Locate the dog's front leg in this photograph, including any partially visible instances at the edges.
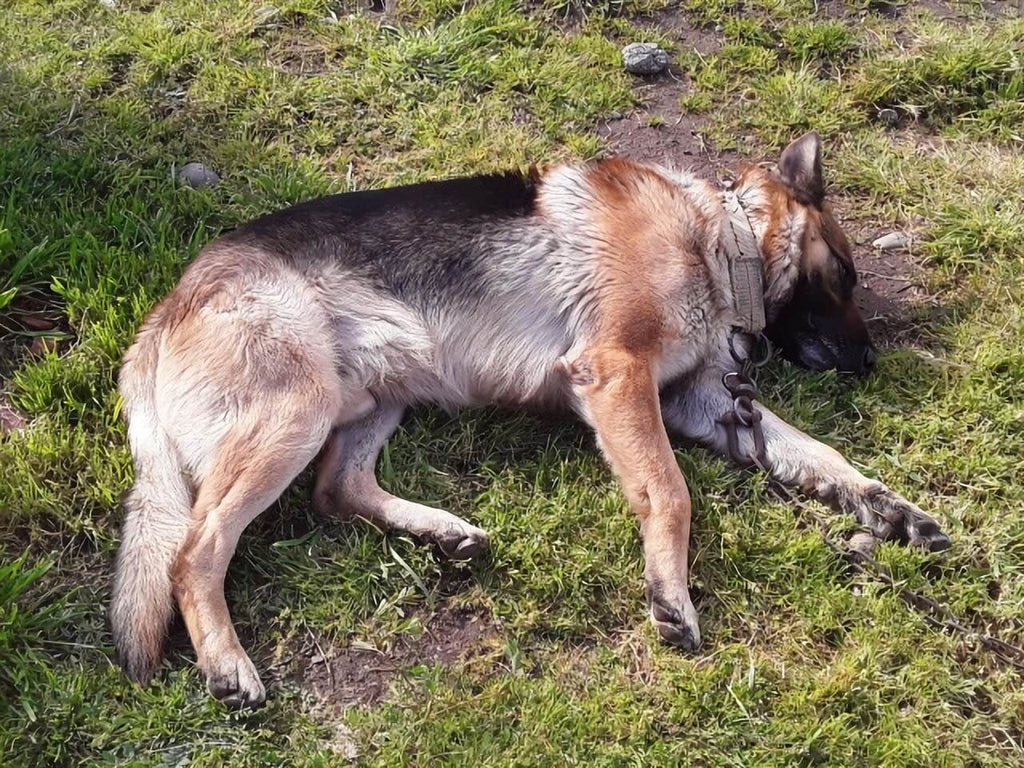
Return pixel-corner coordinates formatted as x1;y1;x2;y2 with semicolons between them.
564;346;701;650
661;368;950;551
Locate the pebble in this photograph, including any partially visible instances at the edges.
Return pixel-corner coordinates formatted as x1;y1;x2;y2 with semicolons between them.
622;42;669;75
872;231;911;251
99;0;117;8
878;107;898;126
29;336;60;357
177;162;220;189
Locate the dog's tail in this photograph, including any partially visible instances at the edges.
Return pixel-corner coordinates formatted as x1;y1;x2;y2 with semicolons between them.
109;318;193;684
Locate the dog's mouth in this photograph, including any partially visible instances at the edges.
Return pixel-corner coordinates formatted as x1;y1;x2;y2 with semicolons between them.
778;334;877;376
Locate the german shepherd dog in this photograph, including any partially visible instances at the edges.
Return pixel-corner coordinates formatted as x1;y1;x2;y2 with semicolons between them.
111;133;950;708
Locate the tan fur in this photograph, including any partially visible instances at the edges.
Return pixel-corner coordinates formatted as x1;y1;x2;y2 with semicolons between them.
802;202;856;302
566;345;698;645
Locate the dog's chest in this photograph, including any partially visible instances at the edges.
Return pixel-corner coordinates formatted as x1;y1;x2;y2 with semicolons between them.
654;268;731;385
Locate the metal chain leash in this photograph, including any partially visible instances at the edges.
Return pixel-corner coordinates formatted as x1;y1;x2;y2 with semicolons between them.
717;328;773;468
717;328;1024;672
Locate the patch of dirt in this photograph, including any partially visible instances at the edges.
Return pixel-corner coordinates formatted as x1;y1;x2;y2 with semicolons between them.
600;9;733;175
272;30;345;76
819;0;1019;20
291;605;498;710
895;0;1020;21
599;74;737;179
837;211;939;348
0;397;27;435
634;5;722;56
852;247;926;349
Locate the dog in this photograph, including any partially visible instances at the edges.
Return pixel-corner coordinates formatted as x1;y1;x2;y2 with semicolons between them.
110;132;951;708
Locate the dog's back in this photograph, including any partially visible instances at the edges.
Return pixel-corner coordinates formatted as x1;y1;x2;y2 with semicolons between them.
195;168;616;408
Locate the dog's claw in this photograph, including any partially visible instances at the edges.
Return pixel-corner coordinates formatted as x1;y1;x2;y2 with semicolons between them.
440;530;489;561
851;485;951;553
906;513;952;552
648;591;701;652
650;597;682;626
206;655;266;710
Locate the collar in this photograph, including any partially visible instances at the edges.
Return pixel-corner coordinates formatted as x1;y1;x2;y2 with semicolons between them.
719;189;766;335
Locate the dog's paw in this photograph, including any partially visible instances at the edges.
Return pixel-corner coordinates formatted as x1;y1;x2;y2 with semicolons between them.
205;652;266;709
437;524;490;561
646;581;701;652
843;484;951;552
869;486;951;552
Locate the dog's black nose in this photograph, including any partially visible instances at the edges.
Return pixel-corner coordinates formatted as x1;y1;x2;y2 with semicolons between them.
862;346;877;373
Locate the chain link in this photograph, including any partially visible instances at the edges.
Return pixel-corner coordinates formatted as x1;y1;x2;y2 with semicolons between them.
718;328;772;467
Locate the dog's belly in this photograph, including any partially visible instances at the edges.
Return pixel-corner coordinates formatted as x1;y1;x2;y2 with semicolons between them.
321;279;571;410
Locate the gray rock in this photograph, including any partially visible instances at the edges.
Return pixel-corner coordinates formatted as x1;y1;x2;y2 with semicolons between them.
177;162;220;189
622;42;669;76
878;107;898;126
872;231;911;251
99;0;117;8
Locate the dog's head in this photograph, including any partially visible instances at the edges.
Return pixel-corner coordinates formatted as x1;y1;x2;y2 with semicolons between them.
739;132;876;375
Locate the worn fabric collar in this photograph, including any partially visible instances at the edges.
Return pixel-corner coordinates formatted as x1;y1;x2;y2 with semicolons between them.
719;189;766;335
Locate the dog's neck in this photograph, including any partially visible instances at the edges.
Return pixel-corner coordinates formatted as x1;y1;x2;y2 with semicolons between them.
726;168;803;324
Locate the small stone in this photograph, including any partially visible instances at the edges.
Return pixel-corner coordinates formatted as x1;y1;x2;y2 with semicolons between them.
177;162;220;189
29;336;59;357
872;231;912;251
99;0;117;8
622;42;669;76
848;532;877;558
878;107;898;126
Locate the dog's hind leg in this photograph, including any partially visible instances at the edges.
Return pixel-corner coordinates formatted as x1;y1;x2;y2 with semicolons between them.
314;404;490;560
172;391;341;708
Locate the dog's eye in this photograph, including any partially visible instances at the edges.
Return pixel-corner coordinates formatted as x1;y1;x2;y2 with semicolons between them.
835;256;856;287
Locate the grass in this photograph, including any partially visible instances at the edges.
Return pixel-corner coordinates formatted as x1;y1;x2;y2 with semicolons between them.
1;0;1023;765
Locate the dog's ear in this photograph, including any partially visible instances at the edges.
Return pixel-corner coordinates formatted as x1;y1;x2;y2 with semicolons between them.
779;131;824;207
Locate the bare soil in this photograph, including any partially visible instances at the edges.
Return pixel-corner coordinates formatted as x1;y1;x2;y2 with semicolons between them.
600;7;733;176
844;218;936;349
292;606;498;709
819;0;1017;21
